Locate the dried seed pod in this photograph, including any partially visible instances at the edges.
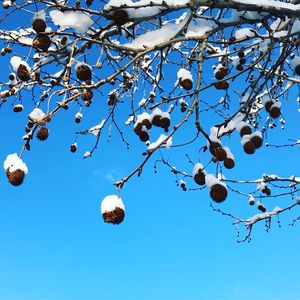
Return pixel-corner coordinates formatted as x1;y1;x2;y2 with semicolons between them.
269;103;281;118
101;195;125;225
112;10;129;26
6;169;25;186
243;140;256;154
17;64;30;81
251;131;263;149
209;142;227;161
70;143;77;153
214;81;229;90
33;34;51;52
81;89;93;102
179;78;193;90
32;18;47;33
210;183;228;203
193;163;206;186
223;158;235;169
76;63;92;81
36;127;49;141
236;121;252;137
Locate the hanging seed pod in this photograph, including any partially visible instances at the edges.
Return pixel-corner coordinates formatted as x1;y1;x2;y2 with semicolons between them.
112;10;129;26
101;195;125;224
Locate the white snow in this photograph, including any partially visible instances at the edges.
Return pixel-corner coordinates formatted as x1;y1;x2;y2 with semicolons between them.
101;194;125;214
177;68;193;82
192;162;206;177
185;19;215;37
29;108;45;121
4;153;28;174
89;119;106;136
148;134;172;150
50;10;93;33
205;174;227;189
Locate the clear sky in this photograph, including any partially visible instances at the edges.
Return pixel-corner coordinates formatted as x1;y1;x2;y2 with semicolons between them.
0;3;300;300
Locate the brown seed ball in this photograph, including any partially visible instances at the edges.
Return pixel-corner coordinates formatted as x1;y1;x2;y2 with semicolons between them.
13;105;23;112
239;58;246;65
141;119;152;130
6;169;25;186
81;89;93;102
294;65;300;76
139;131;149;142
243;140;256;154
236;64;243;71
70;144;77;153
215;67;228;80
258;204;266;213
152;115;161;127
17;64;30;81
4;47;12;53
86;0;93;6
251;135;263;149
108;93;116;106
209;142;227;161
76;64;92;81
194;172;206;185
238;51;245;58
134;123;143;135
228;36;236;44
159;117;170;130
103;207;125;224
223;158;235;169
214;81;229;90
36;127;49;141
112;10;129;26
264;101;273;113
32;18;47;33
33;34;51;52
210;184;228;203
179;78;193;90
269;106;281;118
239;125;252;137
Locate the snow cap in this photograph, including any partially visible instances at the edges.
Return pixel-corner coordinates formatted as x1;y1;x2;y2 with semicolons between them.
4;153;28;174
101;195;125;214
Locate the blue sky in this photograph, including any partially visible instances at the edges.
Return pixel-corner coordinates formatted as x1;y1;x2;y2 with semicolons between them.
1;3;300;300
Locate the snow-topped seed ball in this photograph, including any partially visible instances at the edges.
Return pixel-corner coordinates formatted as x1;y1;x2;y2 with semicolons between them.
205;174;228;203
4;153;28;186
112;10;129;26
75;63;92;81
101;195;125;225
36;127;49;141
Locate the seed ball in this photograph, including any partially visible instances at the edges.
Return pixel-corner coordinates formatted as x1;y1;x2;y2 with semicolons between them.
294;65;300;76
223;158;235;169
32;18;47;33
86;0;93;6
251;135;263;148
214;81;229;90
4;47;12;53
13;105;23;112
108;93;116;106
209;142;227;161
210;184;228;203
269;106;281;118
179;78;193;90
112;10;129;26
17;64;30;81
215;67;228;80
76;64;92;81
152;115;161;127
6;169;25;186
236;64;243;71
141;119;152;130
258;204;266;213
81;89;93;102
33;34;51;52
243;140;256;154
264;101;273;113
159;117;170;131
134;123;143;136
239;58;246;65
139;131;149;142
194;172;206;185
239;125;252;137
103;207;125;224
36;127;49;141
238;51;245;58
249;198;255;206
70;144;77;153
228;36;236;44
